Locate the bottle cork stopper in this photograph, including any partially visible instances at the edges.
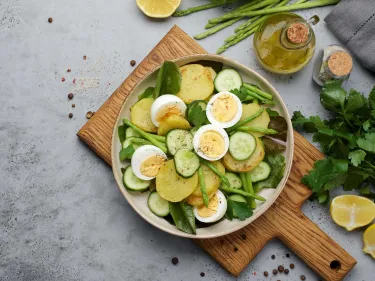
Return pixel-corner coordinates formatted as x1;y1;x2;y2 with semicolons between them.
327;51;353;76
287;22;309;44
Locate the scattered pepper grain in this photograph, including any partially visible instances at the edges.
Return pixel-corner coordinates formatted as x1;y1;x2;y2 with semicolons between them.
68;93;74;100
278;265;284;273
286;253;290;258
271;255;275;260
72;104;75;108
86;111;94;119
272;269;278;275
234;247;238;252
200;272;205;277
83;55;87;60
284;269;289;274
171;257;178;265
67;69;71;72
68;113;73;118
263;271;268;277
241;234;247;240
62;77;65;82
300;275;306;280
130;60;136;66
48;17;53;23
290;263;295;269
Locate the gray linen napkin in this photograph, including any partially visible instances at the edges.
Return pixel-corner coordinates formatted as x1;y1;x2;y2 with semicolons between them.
325;0;375;72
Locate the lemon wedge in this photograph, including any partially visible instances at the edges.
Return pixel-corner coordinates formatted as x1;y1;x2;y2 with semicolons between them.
136;0;181;18
330;195;375;231
363;224;375;259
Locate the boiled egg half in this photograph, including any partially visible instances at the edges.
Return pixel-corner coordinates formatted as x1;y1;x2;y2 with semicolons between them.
206;92;242;128
193;124;229;161
193;190;227;223
150;95;187;127
131;145;167;180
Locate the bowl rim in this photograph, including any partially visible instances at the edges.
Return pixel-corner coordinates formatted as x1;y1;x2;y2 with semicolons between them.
111;54;294;239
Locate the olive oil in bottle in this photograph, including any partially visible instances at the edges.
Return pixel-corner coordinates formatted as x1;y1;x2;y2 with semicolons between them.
254;12;319;74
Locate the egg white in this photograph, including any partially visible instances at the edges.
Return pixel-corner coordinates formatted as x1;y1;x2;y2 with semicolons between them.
150;95;187;127
193;124;229;161
131;145;167;180
206;92;243;128
193;190;227;223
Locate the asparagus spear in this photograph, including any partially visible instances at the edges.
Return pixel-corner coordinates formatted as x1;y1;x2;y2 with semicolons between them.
235;126;278;135
173;0;234;17
204;0;264;29
220;185;266;201
209;0;340;23
227;108;265;132
245;173;256;208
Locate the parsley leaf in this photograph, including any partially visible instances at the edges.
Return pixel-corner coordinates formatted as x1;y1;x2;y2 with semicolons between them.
266;108;280;117
292;111;327;133
320;80;346;113
369;86;375;110
119;145;135;161
187;103;208;128
348;150;366;167
230;88;247;101
357;133;375;153
226;199;253;221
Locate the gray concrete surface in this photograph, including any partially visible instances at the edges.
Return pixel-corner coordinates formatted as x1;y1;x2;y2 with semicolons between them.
0;1;374;280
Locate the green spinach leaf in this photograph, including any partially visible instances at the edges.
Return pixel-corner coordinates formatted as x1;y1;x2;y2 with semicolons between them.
138;87;155;100
154;61;181;99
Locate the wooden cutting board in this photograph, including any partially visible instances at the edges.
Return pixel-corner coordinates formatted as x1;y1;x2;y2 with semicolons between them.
77;25;356;281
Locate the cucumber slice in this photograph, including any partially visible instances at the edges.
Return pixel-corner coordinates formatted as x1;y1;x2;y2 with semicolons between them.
214;69;242;92
229;132;257;161
122;137;140;150
228;194;247;203
166;129;194;155
226;172;242;189
148;191;170;217
123;166;150;191
126;127;141;138
248;161;271;182
174;149;200;178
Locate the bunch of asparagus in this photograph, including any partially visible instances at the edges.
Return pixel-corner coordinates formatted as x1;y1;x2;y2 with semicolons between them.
173;0;340;54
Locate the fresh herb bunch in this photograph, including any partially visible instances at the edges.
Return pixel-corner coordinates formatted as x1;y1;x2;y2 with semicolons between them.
292;81;375;204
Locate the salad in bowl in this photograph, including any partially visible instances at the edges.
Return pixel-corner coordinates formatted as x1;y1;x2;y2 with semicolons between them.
112;55;293;238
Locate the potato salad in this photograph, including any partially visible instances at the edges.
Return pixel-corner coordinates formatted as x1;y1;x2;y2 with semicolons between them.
117;60;288;234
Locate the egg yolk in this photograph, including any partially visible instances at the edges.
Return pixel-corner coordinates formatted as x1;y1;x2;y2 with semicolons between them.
211;94;237;122
197;194;219;218
199;131;225;158
140;155;166;177
156;105;183;123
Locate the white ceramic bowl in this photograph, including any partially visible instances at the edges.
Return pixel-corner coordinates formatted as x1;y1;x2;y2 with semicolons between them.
111;54;294;239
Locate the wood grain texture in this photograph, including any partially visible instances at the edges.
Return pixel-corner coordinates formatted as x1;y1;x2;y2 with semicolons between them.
77;25;356;281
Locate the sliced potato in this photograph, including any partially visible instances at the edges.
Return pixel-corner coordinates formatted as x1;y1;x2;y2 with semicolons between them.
186;191;215;207
177;64;214;104
241;103;270;137
156;160;198;202
205;66;217;80
158;115;191;136
191;161;225;197
130;98;157;133
222;137;265;172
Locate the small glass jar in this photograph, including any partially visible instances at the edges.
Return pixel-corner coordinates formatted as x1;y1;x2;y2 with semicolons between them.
253;12;319;74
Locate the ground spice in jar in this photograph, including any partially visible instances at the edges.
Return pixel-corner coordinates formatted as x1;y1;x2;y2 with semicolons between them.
130;60;136;66
48;17;53;23
171;257;178;265
327;51;352;77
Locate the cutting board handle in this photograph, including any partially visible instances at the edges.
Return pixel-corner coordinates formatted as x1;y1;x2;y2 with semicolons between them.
274;204;357;281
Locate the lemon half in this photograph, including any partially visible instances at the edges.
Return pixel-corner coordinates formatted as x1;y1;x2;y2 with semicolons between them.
363;224;375;259
330;195;375;231
136;0;181;18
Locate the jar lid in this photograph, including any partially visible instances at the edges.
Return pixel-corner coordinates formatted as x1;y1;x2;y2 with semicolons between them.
287;22;309;44
327;51;353;77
